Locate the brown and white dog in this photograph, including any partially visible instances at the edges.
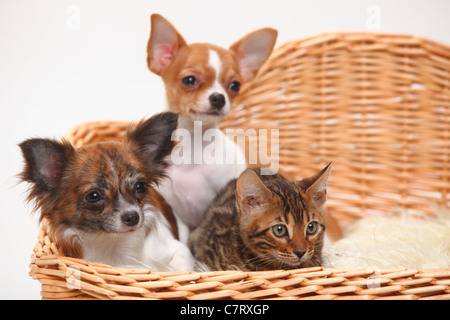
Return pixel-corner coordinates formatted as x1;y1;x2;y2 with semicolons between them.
147;14;277;243
19;112;195;270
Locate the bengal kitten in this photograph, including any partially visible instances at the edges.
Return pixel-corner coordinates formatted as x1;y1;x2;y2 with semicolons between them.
188;163;332;271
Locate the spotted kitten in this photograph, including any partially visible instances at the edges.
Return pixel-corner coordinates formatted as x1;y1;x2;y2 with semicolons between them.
188;164;332;271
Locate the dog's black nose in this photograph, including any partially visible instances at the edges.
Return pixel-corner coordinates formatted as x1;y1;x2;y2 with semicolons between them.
209;93;226;110
294;249;306;259
121;212;139;227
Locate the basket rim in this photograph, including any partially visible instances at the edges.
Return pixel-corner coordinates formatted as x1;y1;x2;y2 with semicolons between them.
276;30;450;53
30;219;450;300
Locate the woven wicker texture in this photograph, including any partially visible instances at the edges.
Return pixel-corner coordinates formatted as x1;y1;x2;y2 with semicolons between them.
30;32;450;299
221;32;450;224
31;220;450;300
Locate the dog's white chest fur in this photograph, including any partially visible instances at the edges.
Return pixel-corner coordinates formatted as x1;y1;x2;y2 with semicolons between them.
79;227;148;268
74;208;194;270
158;126;246;242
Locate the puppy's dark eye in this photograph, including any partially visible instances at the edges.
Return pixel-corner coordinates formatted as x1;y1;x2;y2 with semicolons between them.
182;76;198;87
85;190;102;203
135;182;146;194
229;81;240;93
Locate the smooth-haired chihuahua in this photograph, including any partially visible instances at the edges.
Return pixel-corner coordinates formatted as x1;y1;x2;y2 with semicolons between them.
19;112;195;270
147;14;277;243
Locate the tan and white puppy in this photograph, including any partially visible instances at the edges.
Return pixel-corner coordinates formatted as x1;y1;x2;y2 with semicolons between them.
147;14;278;243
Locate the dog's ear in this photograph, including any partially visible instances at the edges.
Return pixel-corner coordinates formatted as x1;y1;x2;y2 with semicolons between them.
230;28;277;82
126;112;178;180
147;14;187;74
19;138;74;199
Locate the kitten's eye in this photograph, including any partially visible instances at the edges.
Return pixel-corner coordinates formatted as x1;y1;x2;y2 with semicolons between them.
229;81;240;93
272;224;288;237
306;221;319;235
182;76;198;87
85;190;102;203
135;182;146;194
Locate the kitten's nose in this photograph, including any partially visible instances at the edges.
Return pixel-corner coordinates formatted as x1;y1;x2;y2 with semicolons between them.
209;93;225;110
294;249;306;259
121;211;139;227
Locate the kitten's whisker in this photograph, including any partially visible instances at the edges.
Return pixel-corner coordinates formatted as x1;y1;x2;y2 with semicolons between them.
244;253;276;270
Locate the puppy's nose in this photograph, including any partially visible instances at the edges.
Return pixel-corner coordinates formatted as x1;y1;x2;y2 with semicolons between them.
294;249;306;259
209;93;225;110
121;211;139;227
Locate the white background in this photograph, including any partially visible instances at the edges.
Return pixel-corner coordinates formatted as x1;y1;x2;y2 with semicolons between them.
0;0;449;299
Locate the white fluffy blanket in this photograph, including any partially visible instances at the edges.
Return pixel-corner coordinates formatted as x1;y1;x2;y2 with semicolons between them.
323;206;450;269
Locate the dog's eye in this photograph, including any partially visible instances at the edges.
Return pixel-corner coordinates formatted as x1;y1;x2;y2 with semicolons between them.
135;182;147;194
182;76;198;87
85;190;102;203
229;81;240;93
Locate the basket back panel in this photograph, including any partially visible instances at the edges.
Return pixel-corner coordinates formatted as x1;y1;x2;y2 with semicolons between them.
220;33;450;223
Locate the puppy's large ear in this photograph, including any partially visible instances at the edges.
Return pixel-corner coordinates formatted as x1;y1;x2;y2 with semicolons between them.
230;28;277;82
126;112;178;179
19;138;74;202
147;14;187;75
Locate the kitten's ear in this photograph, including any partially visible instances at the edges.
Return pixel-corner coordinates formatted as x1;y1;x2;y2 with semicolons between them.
19;138;74;193
230;28;277;82
298;163;332;208
147;14;187;74
125;112;178;179
236;169;273;215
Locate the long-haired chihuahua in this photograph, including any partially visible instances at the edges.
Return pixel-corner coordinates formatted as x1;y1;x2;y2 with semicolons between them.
19;112;194;270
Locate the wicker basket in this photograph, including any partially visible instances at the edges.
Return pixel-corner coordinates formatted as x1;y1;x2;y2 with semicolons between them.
30;32;450;300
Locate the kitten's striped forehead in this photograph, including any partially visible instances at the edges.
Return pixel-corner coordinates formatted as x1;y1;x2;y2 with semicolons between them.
266;180;310;223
